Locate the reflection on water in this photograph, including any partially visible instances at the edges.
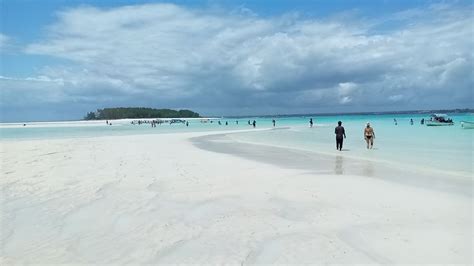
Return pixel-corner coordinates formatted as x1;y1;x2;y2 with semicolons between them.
335;155;343;175
334;154;375;177
362;159;375;177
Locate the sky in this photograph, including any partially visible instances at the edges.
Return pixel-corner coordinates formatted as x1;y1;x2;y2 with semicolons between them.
1;0;473;122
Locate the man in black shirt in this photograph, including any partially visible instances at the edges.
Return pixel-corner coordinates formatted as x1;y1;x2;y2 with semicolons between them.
335;121;346;151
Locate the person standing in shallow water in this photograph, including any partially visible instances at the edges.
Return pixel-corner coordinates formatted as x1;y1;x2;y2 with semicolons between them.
335;121;346;151
309;118;313;127
252;120;256;128
364;123;375;149
272;119;276;127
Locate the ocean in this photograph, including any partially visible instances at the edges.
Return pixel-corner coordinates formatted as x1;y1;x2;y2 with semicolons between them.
1;112;473;177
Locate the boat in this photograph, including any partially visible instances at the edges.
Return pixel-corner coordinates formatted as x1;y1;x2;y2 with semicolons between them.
460;121;474;129
426;114;454;126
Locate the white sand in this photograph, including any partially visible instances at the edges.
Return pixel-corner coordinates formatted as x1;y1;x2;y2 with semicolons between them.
1;131;472;264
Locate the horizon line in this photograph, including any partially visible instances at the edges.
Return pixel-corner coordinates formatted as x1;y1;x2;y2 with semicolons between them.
1;107;472;124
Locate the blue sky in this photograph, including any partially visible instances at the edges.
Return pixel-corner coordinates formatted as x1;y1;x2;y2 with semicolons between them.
1;0;473;121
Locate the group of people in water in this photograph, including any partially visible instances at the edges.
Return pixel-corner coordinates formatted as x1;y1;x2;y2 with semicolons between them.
130;119;189;127
125;117;377;151
130;120;163;126
246;120;257;128
393;118;427;125
210;117;376;151
106;115;446;152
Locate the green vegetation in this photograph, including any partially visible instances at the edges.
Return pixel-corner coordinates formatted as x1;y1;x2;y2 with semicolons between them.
84;107;200;120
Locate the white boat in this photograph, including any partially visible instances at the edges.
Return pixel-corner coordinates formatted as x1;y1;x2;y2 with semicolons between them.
461;121;474;129
426;114;454;126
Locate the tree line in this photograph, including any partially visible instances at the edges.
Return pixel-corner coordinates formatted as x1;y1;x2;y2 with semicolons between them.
84;107;200;120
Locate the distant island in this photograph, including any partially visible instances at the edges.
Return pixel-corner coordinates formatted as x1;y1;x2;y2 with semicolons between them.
84;107;200;120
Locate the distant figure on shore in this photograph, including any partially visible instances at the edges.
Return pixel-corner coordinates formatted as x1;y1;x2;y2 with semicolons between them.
248;120;251;125
335;121;346;151
410;119;414;125
252;120;256;128
364;123;375;149
218;121;221;125
225;121;228;126
393;118;398;125
421;118;425;125
106;120;108;125
186;121;189;127
272;119;276;127
236;120;239;125
310;118;313;128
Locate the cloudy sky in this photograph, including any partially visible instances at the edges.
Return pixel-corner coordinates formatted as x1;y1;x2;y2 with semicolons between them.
1;0;473;122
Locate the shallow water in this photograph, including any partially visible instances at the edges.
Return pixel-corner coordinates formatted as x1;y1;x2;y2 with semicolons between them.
229;113;474;177
192;133;472;197
1;113;472;176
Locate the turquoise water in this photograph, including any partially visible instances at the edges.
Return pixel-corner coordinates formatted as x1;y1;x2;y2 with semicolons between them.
230;113;474;176
1;113;472;176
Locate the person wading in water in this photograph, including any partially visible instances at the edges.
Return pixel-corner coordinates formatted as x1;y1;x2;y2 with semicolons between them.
335;121;346;151
364;122;375;149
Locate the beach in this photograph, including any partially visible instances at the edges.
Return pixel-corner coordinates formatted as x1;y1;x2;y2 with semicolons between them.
1;128;472;264
3;0;473;263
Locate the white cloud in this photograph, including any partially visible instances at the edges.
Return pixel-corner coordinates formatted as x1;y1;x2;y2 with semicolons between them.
0;75;64;84
2;3;472;118
389;94;404;102
339;96;352;104
0;33;10;49
338;82;357;95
